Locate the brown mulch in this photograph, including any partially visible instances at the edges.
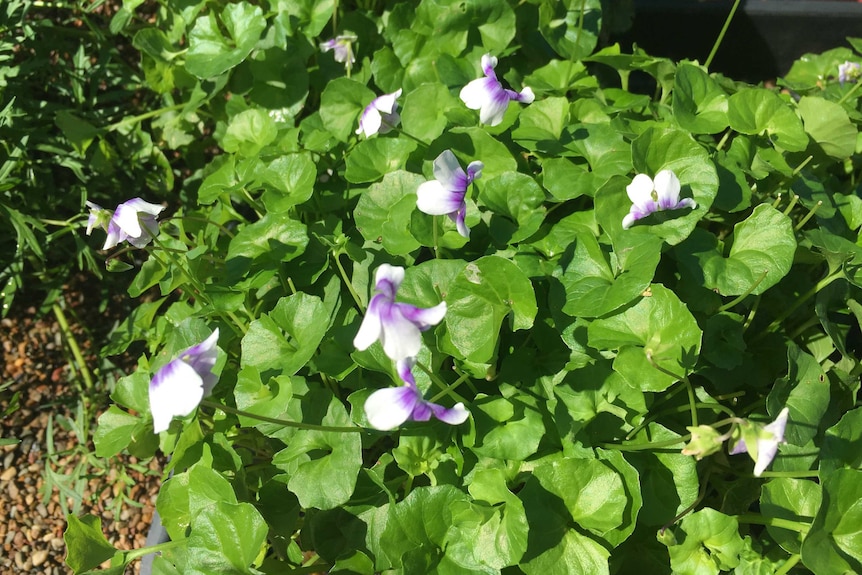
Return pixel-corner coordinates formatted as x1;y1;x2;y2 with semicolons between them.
1;287;162;574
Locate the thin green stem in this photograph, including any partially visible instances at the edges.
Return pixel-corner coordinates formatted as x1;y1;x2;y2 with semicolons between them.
333;252;365;312
432;215;439;259
429;370;471;402
794;200;822;231
201;400;371;434
782;194;799;216
390;126;429;148
773;554;802;575
599;435;689;452
124;539;185;563
52;303;94;392
838;78;862;105
705;0;741;69
415;361;467;403
736;514;811;534
715;130;731;152
716;271;768;313
645;352;696;426
105;103;185;132
626;402;737;441
791;156;814;177
661;467;713;532
756;268;843;339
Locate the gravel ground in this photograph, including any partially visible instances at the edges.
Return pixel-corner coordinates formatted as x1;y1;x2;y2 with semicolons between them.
1;289;162;574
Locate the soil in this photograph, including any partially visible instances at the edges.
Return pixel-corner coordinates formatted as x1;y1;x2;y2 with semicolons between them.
1;284;162;574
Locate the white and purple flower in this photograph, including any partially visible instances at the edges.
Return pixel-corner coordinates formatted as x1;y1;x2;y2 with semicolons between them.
839;61;861;86
86;198;165;250
459;54;534;127
356;89;402;138
353;264;447;362
622;170;696;229
416;150;483;238
729;407;789;476
320;34;357;70
364;358;469;430
149;329;220;433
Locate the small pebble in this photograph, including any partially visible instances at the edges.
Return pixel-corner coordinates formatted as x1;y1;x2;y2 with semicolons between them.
32;549;49;566
0;467;16;481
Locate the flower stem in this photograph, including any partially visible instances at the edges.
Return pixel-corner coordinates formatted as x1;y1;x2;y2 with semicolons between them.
794;200;822;231
123;539;185;563
705;0;742;69
416;361;467;403
200;400;372;434
773;554;802;575
716;270;768;313
104;103;185;132
599;435;689;452
736;514;811;534
333;251;365;312
646;352;697;427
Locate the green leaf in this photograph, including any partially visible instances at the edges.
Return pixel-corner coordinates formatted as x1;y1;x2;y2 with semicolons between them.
55;111;100;156
354;170;423;255
221;109;277;156
259;153;316;213
226;214;308;282
402;83;455;143
93;406;140;457
430;127;517;180
661;508;744;574
675;204;797;296
479;171;547;246
185;2;266;79
767;344;830;447
801;469;862;574
445;256;538;363
64;514;118;573
554;228;662;318
273;391;361;509
821;407;862;475
538;0;601;61
345;137;418;184
320;78;375;142
727;88;808;152
467;394;545;461
511;97;570;156
672;63;729;134
187;501;268;574
797;96;857;159
588;284;702;392
241;292;329;376
276;0;333;37
760;478;821;553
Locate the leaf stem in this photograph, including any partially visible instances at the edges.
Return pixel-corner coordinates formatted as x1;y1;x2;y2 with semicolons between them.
333;251;365;312
755;268;843;339
104;103;185;132
736;514;811;534
716;271;768;313
646;352;697;427
705;0;741;69
773;554;802;575
123;539;185;563
200;400;372;434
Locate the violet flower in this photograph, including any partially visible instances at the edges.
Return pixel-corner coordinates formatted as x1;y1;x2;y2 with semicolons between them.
356;89;402;138
839;61;861;86
622;170;696;229
149;329;220;433
729;407;789;476
416;150;483;238
86;198;165;250
353;264;447;362
320;34;356;70
459;54;534;126
364;358;469;431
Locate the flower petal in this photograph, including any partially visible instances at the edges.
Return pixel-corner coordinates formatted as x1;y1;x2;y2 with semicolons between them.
416;181;465;216
516;86;535;104
428;401;470;425
356;106;382;137
480;54;498;78
675;197;697;211
626;173;657;213
459;77;498;111
653;170;682;209
149;359;205;433
373;89;402;114
374;263;404;297
379;307;424;361
364;386;420;430
113;203;144;238
124;198;165;217
353;295;384;351
452;203;470;238
728;438;748;455
103;220;123;250
397;301;447;330
182;329;220;395
478;91;510;126
466;161;484;183
432;150;468;191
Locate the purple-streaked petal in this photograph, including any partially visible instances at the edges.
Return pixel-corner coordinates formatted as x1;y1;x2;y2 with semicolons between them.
113;203;145;238
378;110;400;134
365;385;420;430
379;305;424;361
397;301;447;331
432;150;469;191
124;198;165;217
459;77;500;111
182;329;220;395
353;295;384;351
356;106;382;137
675;197;697;211
654;170;682;209
416;181;465;216
515;86;535;104
465;161;484;183
374;263;404;298
396;358;418;387
427;401;470;425
728;438;748;455
103;220;123;250
626;173;657;213
478;89;511;126
452;203;470;238
481;54;498;79
753;408;789;476
320;38;337;52
149;359;206;433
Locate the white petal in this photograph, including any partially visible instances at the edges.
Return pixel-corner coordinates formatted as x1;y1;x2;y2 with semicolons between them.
478;96;509;127
372;89;402;114
149;359;205;433
380;310;423;361
518;86;535;104
113;203;144;238
626;173;656;212
430;402;470;425
357;107;382;137
364;386;418;430
124;198;165;217
353;296;383;351
653;169;681;206
416;181;464;216
399;301;447;329
459;77;494;110
432;150;467;190
375;264;404;291
480;54;498;76
621;211;638;230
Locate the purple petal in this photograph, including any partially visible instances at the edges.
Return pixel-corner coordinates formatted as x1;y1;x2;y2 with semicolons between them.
432;150;469;192
149;359;206;433
416;181;466;216
374;264;404;299
459;76;500;111
451;203;470;238
181;329;220;395
103;219;124;250
728;438;748;455
364;385;420;430
427;401;470;425
396;301;447;331
396;358;418;387
353;294;384;351
465;161;484;184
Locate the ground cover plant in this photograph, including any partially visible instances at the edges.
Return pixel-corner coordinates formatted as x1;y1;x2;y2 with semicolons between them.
22;0;862;573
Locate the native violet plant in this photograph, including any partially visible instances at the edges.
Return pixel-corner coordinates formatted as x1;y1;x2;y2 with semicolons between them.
64;2;862;575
